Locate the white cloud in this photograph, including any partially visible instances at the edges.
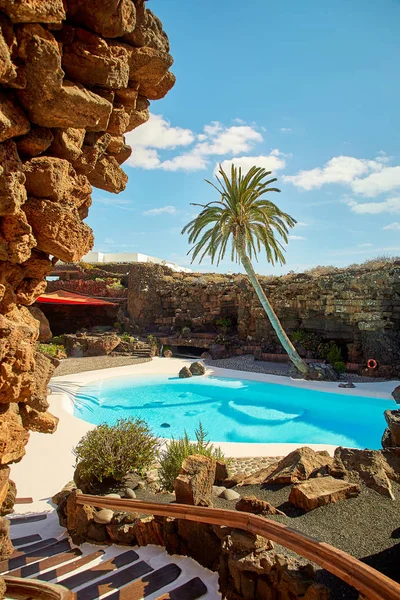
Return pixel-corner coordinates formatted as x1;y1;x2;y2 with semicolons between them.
383;222;400;230
161;153;208;172
281;127;293;133
288;235;306;240
195;125;263;156
296;221;308;227
143;205;177;216
351;166;400;196
217;152;286;176
346;196;400;214
125;114;194;150
125;114;265;173
358;243;373;247
284;156;384;190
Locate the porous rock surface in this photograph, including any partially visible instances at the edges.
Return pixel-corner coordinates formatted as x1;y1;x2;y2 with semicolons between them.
0;0;174;557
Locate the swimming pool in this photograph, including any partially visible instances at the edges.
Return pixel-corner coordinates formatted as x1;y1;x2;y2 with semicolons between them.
73;374;394;449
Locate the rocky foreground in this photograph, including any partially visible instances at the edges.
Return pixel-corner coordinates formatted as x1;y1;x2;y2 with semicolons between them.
0;0;175;561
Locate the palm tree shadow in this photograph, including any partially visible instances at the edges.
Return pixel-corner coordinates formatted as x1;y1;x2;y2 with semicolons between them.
361;542;400;583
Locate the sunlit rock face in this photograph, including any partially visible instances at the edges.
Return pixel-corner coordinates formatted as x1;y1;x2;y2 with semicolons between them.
0;0;174;555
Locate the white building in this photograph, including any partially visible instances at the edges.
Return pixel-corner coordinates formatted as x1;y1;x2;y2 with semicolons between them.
80;251;192;273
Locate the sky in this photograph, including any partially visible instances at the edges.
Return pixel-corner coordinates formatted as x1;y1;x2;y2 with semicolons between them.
89;0;400;275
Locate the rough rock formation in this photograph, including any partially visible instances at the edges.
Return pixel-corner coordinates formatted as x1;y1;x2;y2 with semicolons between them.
288;476;360;512
0;0;174;556
127;262;400;374
174;454;216;507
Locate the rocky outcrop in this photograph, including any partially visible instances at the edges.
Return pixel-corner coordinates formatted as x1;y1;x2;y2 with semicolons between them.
382;410;400;449
127;262;400;375
28;306;52;341
392;385;400;403
240;447;333;486
174;454;216;507
178;366;192;379
189;361;206;376
64;332;121;357
289;476;360;512
235;496;285;516
0;0;174;557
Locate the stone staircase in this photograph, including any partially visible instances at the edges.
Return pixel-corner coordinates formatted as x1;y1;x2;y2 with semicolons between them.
1;522;214;599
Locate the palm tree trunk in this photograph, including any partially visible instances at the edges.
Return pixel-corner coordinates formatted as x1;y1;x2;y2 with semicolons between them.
238;249;309;375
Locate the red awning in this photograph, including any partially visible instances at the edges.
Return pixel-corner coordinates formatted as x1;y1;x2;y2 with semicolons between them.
36;290;117;306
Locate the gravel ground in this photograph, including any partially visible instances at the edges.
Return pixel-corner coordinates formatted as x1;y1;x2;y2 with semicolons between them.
53;356;151;377
205;354;390;383
130;480;400;599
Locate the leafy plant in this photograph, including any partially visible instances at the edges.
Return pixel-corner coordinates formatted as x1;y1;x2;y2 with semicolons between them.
215;316;232;333
50;335;65;346
73;418;159;484
181;326;191;335
291;329;305;343
159;422;226;492
39;343;66;359
121;332;135;343
333;360;346;373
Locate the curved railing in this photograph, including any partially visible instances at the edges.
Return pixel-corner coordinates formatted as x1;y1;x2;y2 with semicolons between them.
78;494;400;600
3;576;73;599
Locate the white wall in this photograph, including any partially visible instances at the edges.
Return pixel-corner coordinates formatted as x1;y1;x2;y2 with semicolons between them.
79;251;191;272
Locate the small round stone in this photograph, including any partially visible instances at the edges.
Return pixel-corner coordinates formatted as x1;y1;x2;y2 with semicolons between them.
93;509;114;524
219;489;240;501
125;488;136;499
105;493;121;499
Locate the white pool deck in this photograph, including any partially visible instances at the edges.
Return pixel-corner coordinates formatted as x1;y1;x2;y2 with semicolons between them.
10;357;399;514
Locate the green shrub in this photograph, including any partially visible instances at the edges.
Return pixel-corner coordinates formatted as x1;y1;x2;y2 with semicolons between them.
159;423;225;492
50;335;65;345
291;329;305;343
215;317;232;331
39;343;66;358
333;360;346;373
181;326;191;335
121;332;134;343
73;418;159;484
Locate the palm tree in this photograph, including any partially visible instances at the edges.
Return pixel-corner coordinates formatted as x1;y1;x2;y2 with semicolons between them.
181;164;309;375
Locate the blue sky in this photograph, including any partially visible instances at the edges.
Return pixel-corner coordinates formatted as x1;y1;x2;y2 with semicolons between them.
89;0;400;274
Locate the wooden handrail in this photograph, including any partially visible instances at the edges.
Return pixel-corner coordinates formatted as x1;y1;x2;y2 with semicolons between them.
77;494;400;600
4;576;74;599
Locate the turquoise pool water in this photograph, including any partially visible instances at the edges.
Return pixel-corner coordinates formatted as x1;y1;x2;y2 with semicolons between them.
73;374;394;448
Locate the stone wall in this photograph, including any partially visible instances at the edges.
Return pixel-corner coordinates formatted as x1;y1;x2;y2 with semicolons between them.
0;0;174;556
127;262;400;371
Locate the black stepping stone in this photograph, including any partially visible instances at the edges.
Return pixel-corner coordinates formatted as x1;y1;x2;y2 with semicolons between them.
11;534;42;547
104;564;182;600
8;513;47;526
156;577;208;600
60;550;140;590
75;560;154;600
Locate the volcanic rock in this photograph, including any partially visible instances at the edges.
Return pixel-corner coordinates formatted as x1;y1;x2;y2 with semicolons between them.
179;366;192;379
289;476;360;512
392;385;400;403
67;0;136;38
28;306;52;342
174;454;216;506
0;140;26;216
0;0;66;24
15;126;53;157
189;361;206;376
236;496;286;516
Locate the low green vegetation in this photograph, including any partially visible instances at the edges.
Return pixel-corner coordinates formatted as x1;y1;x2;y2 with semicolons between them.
291;330;346;372
120;332;136;343
181;326;191;335
73;418;159;484
159;423;225;492
38;342;66;358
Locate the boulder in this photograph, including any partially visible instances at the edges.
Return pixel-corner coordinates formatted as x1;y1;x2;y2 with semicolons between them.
15;126;53;157
0;403;29;464
329;447;395;499
0;479;16;515
0;26;16;86
19;405;59;434
128;46;173;87
67;0;136;38
174;454;216;506
49;128;85;162
338;382;356;388
235;496;286;517
0;92;30;143
86;154;128;193
290;362;338;381
28;307;52;342
0;0;66;24
0;466;10;511
23;198;94;263
64;333;121;357
140;71;176;100
230;528;272;554
289;476;360;512
384;410;400;447
123;6;170;53
392;385;400;403
0;140;27;217
25;349;57;412
179;366;192;379
189;361;206;376
215;459;229;482
240;447;333;486
0;210;36;264
0;517;13;560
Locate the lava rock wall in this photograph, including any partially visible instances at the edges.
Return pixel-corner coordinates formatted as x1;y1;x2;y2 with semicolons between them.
127;262;400;371
0;0;174;556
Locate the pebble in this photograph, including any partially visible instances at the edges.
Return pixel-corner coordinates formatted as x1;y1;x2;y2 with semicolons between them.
93;509;114;524
212;485;226;497
125;488;136;499
220;489;240;501
105;493;121;499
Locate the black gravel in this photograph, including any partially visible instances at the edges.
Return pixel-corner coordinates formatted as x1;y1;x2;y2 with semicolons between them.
131;481;400;600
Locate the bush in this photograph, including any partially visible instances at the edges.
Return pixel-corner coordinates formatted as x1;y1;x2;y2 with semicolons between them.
181;326;191;335
39;343;66;359
159;423;225;492
333;360;346;373
291;329;305;343
121;332;135;343
73;418;159;484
